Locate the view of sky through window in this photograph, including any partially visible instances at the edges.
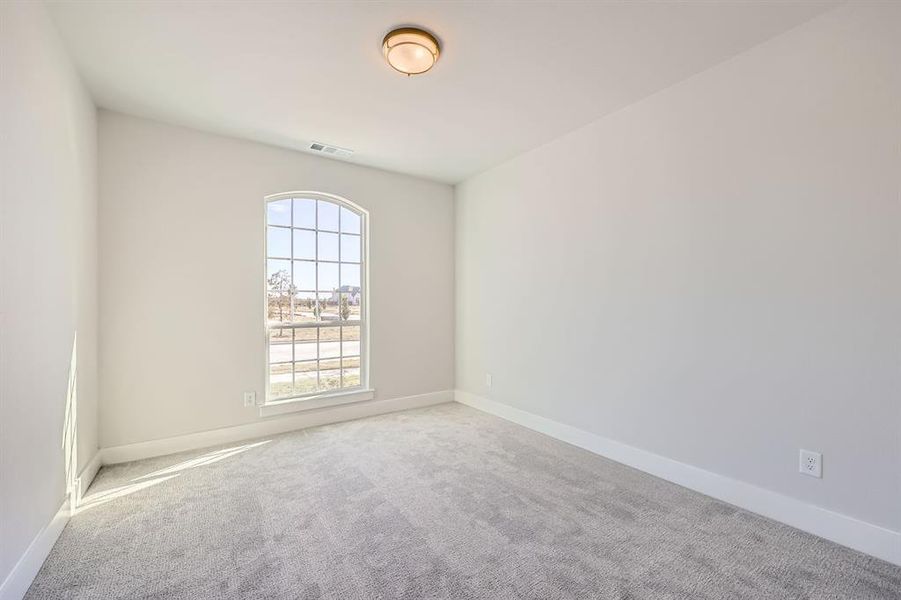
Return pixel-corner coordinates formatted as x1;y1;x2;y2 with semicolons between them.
265;196;364;400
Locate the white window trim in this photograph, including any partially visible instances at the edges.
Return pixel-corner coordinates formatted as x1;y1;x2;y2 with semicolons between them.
259;387;375;417
263;191;371;408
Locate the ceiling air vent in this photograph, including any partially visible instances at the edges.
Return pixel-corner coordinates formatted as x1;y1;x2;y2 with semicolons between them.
309;142;354;158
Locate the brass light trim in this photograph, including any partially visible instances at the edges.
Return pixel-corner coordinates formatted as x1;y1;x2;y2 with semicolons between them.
382;27;441;76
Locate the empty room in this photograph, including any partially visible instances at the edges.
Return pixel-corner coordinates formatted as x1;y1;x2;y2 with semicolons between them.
1;1;899;598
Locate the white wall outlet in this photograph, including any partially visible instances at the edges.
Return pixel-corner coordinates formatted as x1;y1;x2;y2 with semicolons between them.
799;449;822;478
243;391;257;408
486;373;492;388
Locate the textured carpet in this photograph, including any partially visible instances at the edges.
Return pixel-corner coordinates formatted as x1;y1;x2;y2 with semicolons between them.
27;403;901;599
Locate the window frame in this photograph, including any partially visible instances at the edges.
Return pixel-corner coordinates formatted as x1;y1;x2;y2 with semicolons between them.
263;191;370;410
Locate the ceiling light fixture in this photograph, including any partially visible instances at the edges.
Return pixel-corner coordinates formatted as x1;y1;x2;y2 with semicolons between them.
382;27;440;76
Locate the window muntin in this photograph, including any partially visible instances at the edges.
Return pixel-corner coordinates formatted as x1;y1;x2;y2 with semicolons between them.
266;194;365;401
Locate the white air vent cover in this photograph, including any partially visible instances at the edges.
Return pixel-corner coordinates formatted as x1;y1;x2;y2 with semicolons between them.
309;142;354;158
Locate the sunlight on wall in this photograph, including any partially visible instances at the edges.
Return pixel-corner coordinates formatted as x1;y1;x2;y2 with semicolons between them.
63;333;78;512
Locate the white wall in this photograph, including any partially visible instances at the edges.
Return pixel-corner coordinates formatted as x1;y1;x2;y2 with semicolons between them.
0;0;98;590
456;1;900;534
98;112;454;448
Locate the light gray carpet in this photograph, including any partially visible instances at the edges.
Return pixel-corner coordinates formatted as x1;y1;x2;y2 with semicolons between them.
27;403;901;599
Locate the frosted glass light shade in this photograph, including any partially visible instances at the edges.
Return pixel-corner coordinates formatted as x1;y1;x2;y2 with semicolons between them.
382;28;440;75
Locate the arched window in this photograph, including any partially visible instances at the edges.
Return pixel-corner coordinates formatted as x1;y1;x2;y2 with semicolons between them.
265;192;367;402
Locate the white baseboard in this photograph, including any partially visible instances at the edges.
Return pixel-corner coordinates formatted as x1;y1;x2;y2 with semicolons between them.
102;389;454;465
0;391;452;599
455;390;901;566
0;499;69;600
75;451;102;504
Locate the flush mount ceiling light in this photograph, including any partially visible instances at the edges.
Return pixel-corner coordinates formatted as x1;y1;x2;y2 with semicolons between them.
382;27;440;76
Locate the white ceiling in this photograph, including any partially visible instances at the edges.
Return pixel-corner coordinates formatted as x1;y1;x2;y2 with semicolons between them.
47;1;837;184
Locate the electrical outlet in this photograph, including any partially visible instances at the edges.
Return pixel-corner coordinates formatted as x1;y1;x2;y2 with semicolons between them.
486;373;492;388
799;449;822;478
243;391;257;408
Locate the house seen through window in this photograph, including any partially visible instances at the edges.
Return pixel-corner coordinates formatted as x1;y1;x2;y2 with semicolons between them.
266;193;366;401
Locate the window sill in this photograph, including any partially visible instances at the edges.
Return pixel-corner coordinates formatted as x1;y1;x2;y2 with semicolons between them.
259;388;375;417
